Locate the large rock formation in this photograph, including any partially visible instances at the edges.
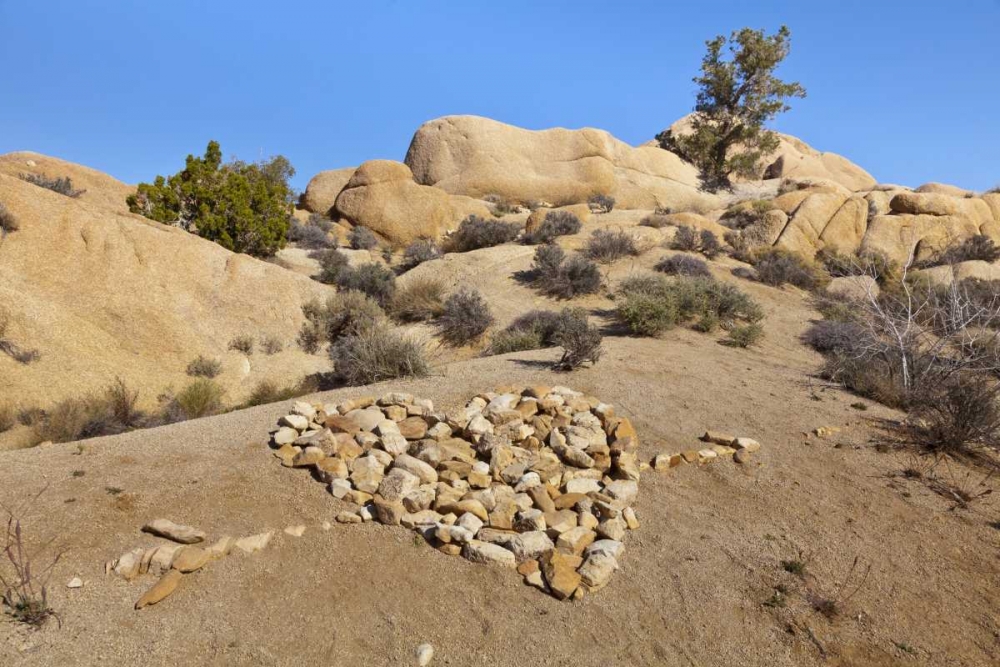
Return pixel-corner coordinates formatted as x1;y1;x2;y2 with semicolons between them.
404;115;721;212
301;167;357;215
0;161;331;411
333;160;491;245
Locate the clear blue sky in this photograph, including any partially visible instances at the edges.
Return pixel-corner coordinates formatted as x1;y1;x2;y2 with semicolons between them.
1;1;997;192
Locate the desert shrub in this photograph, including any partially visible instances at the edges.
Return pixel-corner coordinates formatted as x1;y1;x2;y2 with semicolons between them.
726;322;765;348
401;239;442;270
585;229;639;264
33;379;145;443
288;219;334;249
907;374;1000;455
524;211;581;245
753;248;830;290
588;194;615;213
700;230;722;259
260;335;283;355
486;310;564;355
987;185;1000;195
616;274;763;337
721;199;777;229
228;335;255;355
390;276;446;322
315;248;350;284
670;226;700;252
437;288;493;346
656;254;712;278
484;194;518;215
553;308;603;369
128;141;295;257
239;377;319;408
919;235;1000;268
1;493;65;628
307;213;334;233
166;379;224;421
335;262;397;307
348;226;378;250
639;214;671;229
329;324;429;386
0;202;19;234
447;215;520;252
299;292;385;354
19;173;85;198
533;246;603;299
0;405;15;433
802;320;865;355
186;355;221;378
817;248;899;283
17;408;44;428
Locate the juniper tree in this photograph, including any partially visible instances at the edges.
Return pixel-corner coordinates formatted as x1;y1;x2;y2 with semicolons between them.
659;26;806;190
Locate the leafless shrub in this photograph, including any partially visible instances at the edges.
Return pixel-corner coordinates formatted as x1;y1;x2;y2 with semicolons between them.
530;245;603;299
288;219;335;249
348;226;378;250
446;215;519;252
1;487;65;628
524;211;581;245
437;288;493;346
655;254;712;278
670;226;700;252
585;229;638;264
260;335;283;355
186;355;222;378
329;324;429;385
588;194;615;213
754;248;830;291
228;335;254;355
917;235;1000;269
19;173;85;198
0;202;19;234
401;239;442;270
336;262;397;307
553;308;602;370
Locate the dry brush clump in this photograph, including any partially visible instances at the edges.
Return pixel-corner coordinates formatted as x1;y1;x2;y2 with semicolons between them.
588;193;615;213
19;173;85;198
523;211;581;245
916;235;1000;269
437;288;494;346
528;244;602;299
401;239;442;271
485;309;602;370
655;254;713;278
314;248;350;284
446;215;520;252
32;378;146;444
585;229;639;264
348;226;379;250
615;273;764;340
298;292;386;354
0;202;19;235
336;262;397;307
186;355;222;378
288;217;335;249
227;335;255;355
329;325;429;386
162;379;225;422
1;488;65;628
752;248;830;291
390;276;446;323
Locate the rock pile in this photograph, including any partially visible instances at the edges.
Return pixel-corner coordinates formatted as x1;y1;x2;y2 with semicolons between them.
106;520;273;609
269;386;645;600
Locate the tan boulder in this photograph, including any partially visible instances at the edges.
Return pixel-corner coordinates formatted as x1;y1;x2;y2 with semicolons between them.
861;213;980;264
915;182;974;197
917;260;1000;286
525;204;591;234
827;275;879;301
333;159;491;246
982;193;1000;223
890;193;993;227
775;191;849;254
818;196;869;252
301;167;357;215
404;115;720;212
135;569;183;609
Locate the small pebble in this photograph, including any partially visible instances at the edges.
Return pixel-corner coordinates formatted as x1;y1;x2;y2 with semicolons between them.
416;643;434;666
66;577;83;589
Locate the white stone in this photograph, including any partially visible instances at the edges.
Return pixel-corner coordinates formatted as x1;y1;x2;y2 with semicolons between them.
578;553;618;590
565;478;601;495
66;577;83;589
507;531;554;562
514;472;541;492
456;512;484;535
462;540;516;567
416;643;434;666
604;480;638;505
273;427;298;445
284;525;306;537
330;478;353;499
234;532;273;554
291;401;317;420
279;414;310;431
394;454;438;484
466;414;494;437
585;539;624;560
380;433;410;456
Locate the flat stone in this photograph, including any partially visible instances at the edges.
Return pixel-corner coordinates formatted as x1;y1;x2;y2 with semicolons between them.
700;430;735;446
234;532;273;555
540;549;582;600
416;643;434;667
578;553;618;591
604;480;638;505
462;540;516;568
598;517;627;541
585;539;624;560
325;414;362;434
142;519;206;545
698;448;718;463
279;414;310;431
378;467;421;503
273;427;299;446
564;478;601;495
508;531;554;562
292;446;325;467
135;569;183;610
336;511;362;524
733;437;761;452
204;536;234;560
398;416;429;440
517;559;540;576
403;486;436;513
330;478;353;499
284;525;306;537
544;509;578;535
351;455;385;494
623;507;640;530
384;405;407;422
734;449;752;465
347;407;385;432
393;454;438;484
457;512;485;535
556;526;596;555
66;577;83;589
291;401;317;420
171;546;211;573
108;547;145;581
373;494;406;526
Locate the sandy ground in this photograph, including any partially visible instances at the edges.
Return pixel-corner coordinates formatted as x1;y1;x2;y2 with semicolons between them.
2;321;998;665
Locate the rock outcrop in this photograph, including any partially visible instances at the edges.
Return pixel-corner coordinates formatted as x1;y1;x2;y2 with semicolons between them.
333;160;491;245
0;151;135;214
404;115;721;212
0;160;331;411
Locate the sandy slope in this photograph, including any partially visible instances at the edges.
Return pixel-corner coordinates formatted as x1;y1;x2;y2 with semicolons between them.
1;305;997;665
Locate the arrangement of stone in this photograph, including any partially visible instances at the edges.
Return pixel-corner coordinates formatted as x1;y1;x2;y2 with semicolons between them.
269;386;758;601
652;431;762;469
106;519;273;609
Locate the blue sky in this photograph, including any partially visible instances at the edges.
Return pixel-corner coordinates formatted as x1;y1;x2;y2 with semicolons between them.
1;1;997;192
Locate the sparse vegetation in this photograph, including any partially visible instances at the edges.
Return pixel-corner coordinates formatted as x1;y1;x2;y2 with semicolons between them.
753;248;830;290
446;215;520;252
552;308;603;370
655;254;713;278
19;173;85;198
33;379;146;444
726;322;765;348
0;202;19;234
588;194;615;213
329;324;429;386
639;214;671;229
484;194;518;215
259;335;283;355
165;379;225;421
335;262;397;307
917;235;1000;268
298;292;385;354
437;288;493;346
816;247;898;283
615;273;763;337
348;226;378;250
0;405;15;433
127;141;295;257
228;335;255;355
524;210;581;245
240;377;319;408
1;489;64;628
486;310;564;355
657;26;806;189
529;244;603;299
315;248;350;284
186;355;222;378
700;230;722;259
670;226;700;252
390;276;446;322
585;229;638;264
401;239;442;270
288;217;334;249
